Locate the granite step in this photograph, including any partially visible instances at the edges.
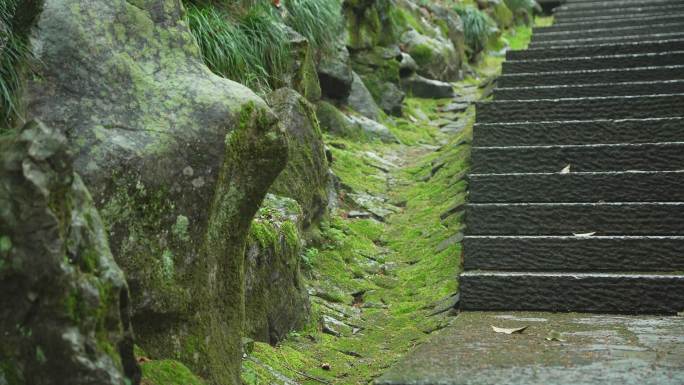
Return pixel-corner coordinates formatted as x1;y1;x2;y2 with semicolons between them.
477;94;684;123
503;52;684;73
508;39;684;60
493;80;684;100
556;0;684;11
460;272;684;314
473;118;684;146
529;31;684;48
470;142;684;173
554;9;684;25
532;23;684;43
463;235;684;272
538;13;684;32
465;202;684;236
468;171;684;203
555;4;684;20
497;66;684;88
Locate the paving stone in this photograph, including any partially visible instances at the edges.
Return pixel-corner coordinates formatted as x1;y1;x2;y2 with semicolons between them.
529;31;684;48
507;39;684;60
498;65;684;88
533;23;684;43
377;312;684;385
503;52;684;73
538;13;684;32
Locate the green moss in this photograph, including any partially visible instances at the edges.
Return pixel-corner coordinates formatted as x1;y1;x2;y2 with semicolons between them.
409;44;433;68
140;359;207;385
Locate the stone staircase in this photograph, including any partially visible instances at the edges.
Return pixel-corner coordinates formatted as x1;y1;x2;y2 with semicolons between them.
461;0;684;314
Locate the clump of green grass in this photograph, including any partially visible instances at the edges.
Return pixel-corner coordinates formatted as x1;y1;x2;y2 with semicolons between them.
453;5;495;57
283;0;343;54
186;3;290;93
1;0;32;130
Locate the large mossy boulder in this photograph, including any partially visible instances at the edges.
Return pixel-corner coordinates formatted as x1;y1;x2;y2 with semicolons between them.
348;72;383;121
317;43;354;101
285;27;323;103
0;121;140;385
244;194;310;345
351;46;405;116
400;29;461;82
343;0;396;51
267;88;330;228
23;1;288;384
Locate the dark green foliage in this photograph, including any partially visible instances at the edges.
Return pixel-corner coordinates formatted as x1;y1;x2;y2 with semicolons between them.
185;3;290;93
1;0;33;129
453;5;494;56
284;0;343;54
505;0;537;24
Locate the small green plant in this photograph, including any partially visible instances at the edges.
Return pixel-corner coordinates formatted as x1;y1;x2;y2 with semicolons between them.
301;247;319;270
453;5;494;57
283;0;343;54
185;3;290;93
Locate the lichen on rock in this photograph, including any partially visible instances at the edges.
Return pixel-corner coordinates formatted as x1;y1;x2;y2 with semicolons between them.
0;120;140;385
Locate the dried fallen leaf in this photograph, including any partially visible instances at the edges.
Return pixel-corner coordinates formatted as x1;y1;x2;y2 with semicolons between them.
321;363;331;371
545;331;566;342
560;164;571;174
491;325;528;334
573;232;596;237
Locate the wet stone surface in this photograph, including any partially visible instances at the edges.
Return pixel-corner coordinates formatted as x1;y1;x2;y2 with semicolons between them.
376;312;684;385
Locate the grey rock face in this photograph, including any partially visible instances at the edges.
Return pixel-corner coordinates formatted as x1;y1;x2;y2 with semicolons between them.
317;43;354;100
267;88;330;228
244;194;310;345
401;75;455;99
400;29;460;82
0;121;140;385
23;1;288;383
348;72;383;121
377;82;406;117
346;114;400;144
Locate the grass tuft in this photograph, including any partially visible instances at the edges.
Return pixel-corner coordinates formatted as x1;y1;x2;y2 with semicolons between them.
283;0;343;55
186;3;290;93
1;0;32;130
453;5;495;57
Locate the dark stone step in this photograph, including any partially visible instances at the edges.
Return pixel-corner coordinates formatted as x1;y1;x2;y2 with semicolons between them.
554;9;684;25
497;66;684;88
477;94;684;123
533;23;684;43
529;31;684;48
539;13;684;32
493;80;684;100
468;171;684;203
557;0;684;12
504;52;684;73
555;3;684;19
470;142;684;173
465;202;684;235
507;39;684;60
460;272;684;314
463;235;684;272
473;118;684;146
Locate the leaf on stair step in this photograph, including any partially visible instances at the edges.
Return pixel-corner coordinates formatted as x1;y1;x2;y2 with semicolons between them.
573;232;596;237
560;164;571;174
491;325;528;334
545;330;566;342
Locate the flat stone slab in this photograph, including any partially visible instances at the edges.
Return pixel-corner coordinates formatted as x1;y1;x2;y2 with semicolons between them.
465;202;684;235
470;142;684;173
538;13;684;32
463;235;684;272
555;3;684;20
473;117;684;147
554;10;684;26
493;80;684;100
533;23;684;43
507;39;684;60
529;31;684;48
460;273;684;313
557;0;684;11
496;66;684;88
376;312;684;385
468;170;684;203
503;52;684;73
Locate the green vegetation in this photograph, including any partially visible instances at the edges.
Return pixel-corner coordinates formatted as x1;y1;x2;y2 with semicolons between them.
453;5;495;57
284;0;343;54
186;3;290;93
505;0;538;20
1;0;31;129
